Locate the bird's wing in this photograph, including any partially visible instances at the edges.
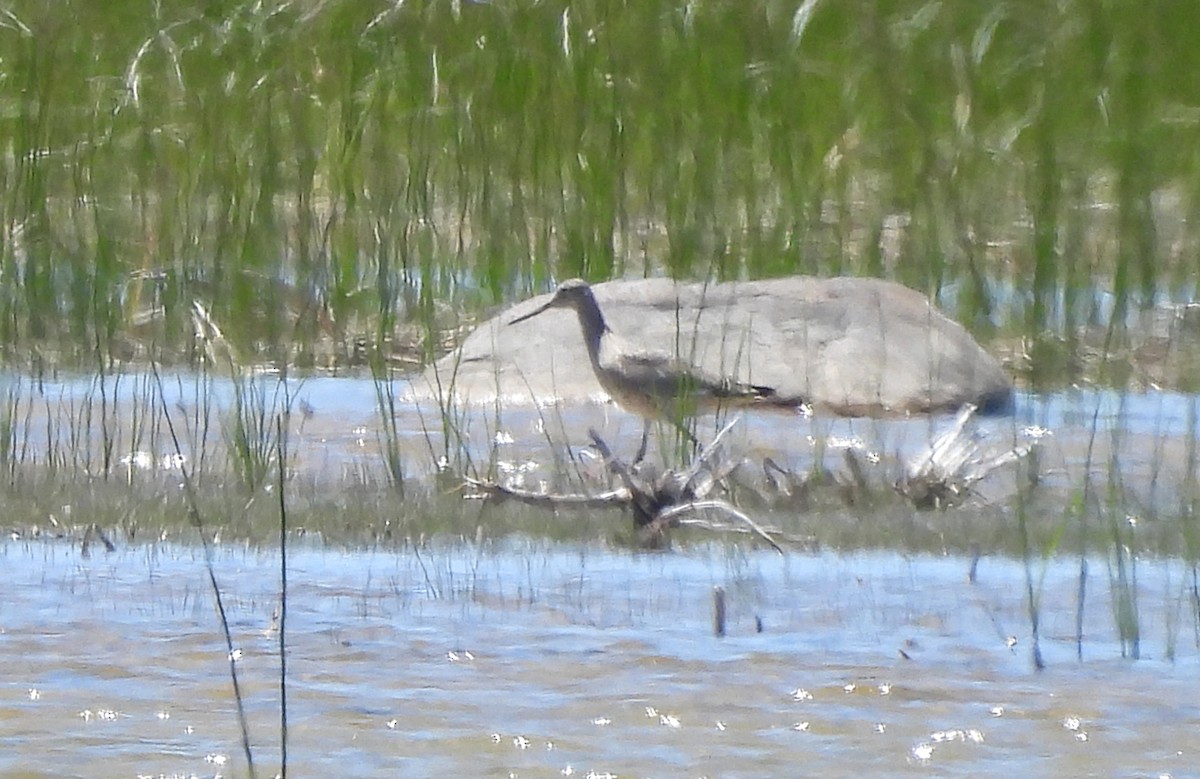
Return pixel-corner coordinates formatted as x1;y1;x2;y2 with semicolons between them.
612;348;771;400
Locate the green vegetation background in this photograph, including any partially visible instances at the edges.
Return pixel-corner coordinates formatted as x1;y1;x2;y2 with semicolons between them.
2;0;1197;384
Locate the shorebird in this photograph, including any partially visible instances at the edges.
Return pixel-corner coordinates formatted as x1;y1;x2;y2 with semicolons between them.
509;278;775;455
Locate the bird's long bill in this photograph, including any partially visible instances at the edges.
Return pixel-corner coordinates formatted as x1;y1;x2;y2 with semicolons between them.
508;298;556;326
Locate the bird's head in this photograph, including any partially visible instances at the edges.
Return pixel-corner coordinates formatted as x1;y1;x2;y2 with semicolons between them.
508;278;596;325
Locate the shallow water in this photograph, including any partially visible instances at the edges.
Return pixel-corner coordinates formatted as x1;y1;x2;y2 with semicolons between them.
8;370;1199;498
3;538;1198;777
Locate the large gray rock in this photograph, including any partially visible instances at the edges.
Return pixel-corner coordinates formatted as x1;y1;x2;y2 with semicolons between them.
409;276;1013;417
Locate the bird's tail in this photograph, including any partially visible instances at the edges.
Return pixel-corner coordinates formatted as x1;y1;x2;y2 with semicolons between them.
716;380;777;401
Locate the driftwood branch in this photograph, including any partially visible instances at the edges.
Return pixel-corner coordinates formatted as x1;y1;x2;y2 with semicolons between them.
465;404;1039;548
898;403;1035;509
655;500;784;554
463;477;629;509
465;418;784;550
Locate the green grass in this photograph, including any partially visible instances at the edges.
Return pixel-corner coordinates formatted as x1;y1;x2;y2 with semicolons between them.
0;0;1196;385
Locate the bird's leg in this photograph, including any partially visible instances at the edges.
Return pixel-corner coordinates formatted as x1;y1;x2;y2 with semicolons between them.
633;420;650;465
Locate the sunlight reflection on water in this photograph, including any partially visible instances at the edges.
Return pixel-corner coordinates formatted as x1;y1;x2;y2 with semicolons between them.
8;371;1198;510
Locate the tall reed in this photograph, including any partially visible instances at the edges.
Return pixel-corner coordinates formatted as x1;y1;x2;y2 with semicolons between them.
0;0;1194;386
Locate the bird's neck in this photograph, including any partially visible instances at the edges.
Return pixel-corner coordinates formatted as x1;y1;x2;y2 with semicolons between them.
575;301;609;365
